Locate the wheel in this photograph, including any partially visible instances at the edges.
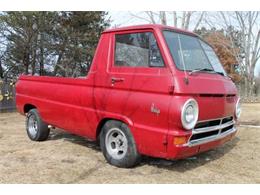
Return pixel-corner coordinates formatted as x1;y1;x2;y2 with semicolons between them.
100;120;141;168
26;109;50;141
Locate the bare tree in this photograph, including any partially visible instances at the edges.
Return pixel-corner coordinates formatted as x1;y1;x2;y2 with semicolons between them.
159;11;167;25
130;11;205;31
145;11;156;24
173;12;178;27
129;11;155;24
180;11;193;29
219;11;260;96
193;12;205;31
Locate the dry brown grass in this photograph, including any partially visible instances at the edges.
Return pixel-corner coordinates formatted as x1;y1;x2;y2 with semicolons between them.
0;103;259;183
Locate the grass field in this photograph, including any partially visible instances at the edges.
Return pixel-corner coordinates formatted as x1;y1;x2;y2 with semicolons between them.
0;104;259;183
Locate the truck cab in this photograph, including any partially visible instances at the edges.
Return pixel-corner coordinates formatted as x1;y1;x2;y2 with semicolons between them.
16;24;241;167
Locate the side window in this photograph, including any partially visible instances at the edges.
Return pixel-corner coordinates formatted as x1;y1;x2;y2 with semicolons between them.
115;32;164;67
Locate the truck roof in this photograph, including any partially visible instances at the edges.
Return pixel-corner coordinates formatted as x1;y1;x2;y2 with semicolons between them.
103;24;197;37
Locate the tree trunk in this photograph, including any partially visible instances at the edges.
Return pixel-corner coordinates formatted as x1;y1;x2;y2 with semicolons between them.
0;59;3;78
244;77;248;97
147;11;156;24
173;12;177;27
193;12;204;31
249;70;256;97
31;48;36;75
181;12;186;28
249;80;254;97
184;12;192;30
159;11;167;25
23;51;30;75
39;46;44;76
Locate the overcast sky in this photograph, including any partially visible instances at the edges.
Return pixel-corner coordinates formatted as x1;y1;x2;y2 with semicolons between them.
108;11;260;77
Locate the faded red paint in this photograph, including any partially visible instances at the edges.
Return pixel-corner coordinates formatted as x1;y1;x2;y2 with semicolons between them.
16;24;238;159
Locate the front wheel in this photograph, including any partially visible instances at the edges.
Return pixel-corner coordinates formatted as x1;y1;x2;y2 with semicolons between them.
26;109;50;141
100;120;141;168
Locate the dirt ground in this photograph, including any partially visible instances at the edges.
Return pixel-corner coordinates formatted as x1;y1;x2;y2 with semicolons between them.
0;104;260;184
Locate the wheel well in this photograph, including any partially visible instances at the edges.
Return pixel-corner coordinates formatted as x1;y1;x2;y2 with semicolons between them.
24;104;36;113
96;118;128;140
96;118;111;140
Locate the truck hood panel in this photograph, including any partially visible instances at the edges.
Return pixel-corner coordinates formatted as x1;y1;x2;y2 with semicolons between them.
173;74;237;95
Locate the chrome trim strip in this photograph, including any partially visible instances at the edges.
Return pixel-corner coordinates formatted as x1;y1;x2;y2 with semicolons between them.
186;127;237;147
196;115;233;123
193;120;234;134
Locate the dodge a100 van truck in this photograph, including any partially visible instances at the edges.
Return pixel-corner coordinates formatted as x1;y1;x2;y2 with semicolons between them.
16;24;241;168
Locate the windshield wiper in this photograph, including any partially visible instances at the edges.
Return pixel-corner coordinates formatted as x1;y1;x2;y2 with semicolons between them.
189;68;224;76
215;71;225;76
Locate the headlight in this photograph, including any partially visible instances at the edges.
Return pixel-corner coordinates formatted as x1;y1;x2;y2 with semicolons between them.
181;99;199;130
235;98;241;119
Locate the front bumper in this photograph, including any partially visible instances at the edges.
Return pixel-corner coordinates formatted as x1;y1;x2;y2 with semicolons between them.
166;117;238;159
186;126;236;147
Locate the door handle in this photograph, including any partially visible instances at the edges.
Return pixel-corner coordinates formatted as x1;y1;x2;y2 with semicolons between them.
111;77;125;84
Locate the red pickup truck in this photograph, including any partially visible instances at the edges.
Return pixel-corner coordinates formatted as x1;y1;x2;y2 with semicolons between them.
16;24;241;168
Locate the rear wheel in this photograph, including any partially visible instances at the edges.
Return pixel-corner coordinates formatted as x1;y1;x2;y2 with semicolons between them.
100;120;141;168
26;109;50;141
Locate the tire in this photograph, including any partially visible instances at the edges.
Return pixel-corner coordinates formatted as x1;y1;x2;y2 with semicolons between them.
26;109;50;141
100;120;141;168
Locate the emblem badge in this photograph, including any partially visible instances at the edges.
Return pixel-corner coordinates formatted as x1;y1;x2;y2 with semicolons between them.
151;103;160;116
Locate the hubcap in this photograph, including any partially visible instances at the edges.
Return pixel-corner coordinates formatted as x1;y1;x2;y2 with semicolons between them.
28;115;38;138
105;128;128;160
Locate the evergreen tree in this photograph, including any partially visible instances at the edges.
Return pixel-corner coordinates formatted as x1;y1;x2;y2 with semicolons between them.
0;11;109;79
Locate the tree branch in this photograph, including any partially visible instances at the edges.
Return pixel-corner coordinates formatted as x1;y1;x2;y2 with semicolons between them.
193;12;205;31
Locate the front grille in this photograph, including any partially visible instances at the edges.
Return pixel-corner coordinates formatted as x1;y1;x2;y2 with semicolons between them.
189;116;235;143
222;116;233;124
190;130;219;141
194;119;221;129
221;124;234;133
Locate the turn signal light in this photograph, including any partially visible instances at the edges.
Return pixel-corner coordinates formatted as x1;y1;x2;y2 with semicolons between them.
173;136;187;145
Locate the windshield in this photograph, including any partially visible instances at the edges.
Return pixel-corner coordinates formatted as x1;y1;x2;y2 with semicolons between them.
163;30;226;76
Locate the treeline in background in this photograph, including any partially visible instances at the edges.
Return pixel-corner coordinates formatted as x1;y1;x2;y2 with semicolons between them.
0;11;260;102
0;11;109;79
